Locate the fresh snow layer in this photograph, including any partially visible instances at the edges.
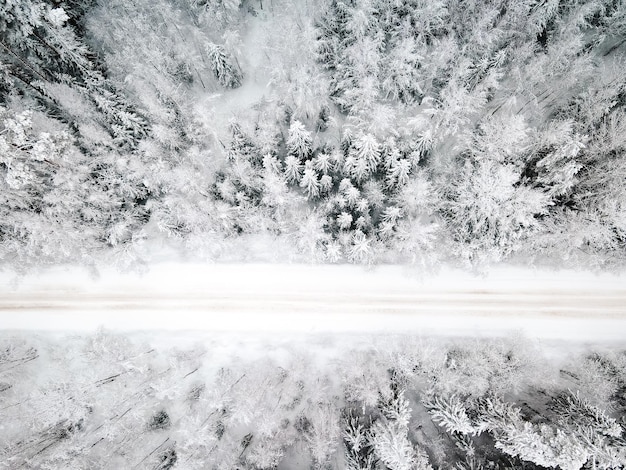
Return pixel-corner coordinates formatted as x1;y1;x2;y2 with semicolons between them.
0;264;625;342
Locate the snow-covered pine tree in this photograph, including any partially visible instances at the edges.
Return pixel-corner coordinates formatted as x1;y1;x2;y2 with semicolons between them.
381;38;424;105
206;42;243;88
343;412;376;470
337;211;354;231
423;395;477;436
0;1;149;150
286;120;313;160
387;158;411;188
470;394;595;470
300;162;321;198
0;106;104;266
370;391;433;470
194;0;242;30
303;403;341;470
352;132;380;172
313;152;333;174
348;230;373;263
549;390;626;468
494;422;589;470
442;159;551;264
552;390;622;437
320;174;333;194
284;155;303;184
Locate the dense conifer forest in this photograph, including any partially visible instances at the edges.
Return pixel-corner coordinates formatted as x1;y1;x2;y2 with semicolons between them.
2;2;626;469
1;331;625;469
2;0;626;270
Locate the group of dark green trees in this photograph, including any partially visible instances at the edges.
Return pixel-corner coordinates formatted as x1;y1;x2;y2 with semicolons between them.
1;0;625;269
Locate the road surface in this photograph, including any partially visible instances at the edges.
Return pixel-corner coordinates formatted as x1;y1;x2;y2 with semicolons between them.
0;264;625;341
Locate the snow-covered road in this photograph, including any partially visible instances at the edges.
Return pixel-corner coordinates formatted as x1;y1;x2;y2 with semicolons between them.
0;264;625;342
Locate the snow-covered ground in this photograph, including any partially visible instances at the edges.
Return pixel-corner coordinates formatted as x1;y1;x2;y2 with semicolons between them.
0;264;624;342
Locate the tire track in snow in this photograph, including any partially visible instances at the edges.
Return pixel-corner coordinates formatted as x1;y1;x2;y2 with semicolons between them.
0;264;625;341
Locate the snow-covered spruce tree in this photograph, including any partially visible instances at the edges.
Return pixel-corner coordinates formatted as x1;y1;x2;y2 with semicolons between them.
521;119;586;200
302;402;341;470
315;1;381;118
423;395;497;468
496;422;589;470
440;158;551;265
0;1;148;150
483;395;605;469
78;71;149;149
314;0;352;72
211;121;268;228
315;0;449;120
380;37;424;105
209;119;316;246
284;155;304;185
568;392;622;437
423;392;622;470
386;158;412;189
87;0;221;156
347;230;375;263
423;395;477;437
370;390;433;470
550;391;626;468
343;411;376;470
206;42;243;88
0;105;148;267
351;132;380;176
300;161;321;199
547;69;626;265
286;120;313;161
291;130;427;263
193;0;242;30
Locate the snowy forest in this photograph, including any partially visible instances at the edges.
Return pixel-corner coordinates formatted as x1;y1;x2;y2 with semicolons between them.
2;0;626;270
2;1;626;468
1;331;626;469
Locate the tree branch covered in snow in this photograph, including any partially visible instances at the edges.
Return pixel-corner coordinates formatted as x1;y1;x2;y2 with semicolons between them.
2;0;626;269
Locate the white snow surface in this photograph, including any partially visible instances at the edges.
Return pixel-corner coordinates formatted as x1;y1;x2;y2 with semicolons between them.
0;264;625;343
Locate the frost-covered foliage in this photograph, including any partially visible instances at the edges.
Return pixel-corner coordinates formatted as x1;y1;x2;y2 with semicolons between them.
370;391;433;470
2;0;626;269
1;332;624;469
206;43;243;88
424;392;626;470
0;105;151;268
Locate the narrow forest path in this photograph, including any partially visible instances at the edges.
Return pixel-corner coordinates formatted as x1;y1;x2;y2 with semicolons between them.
0;264;625;341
